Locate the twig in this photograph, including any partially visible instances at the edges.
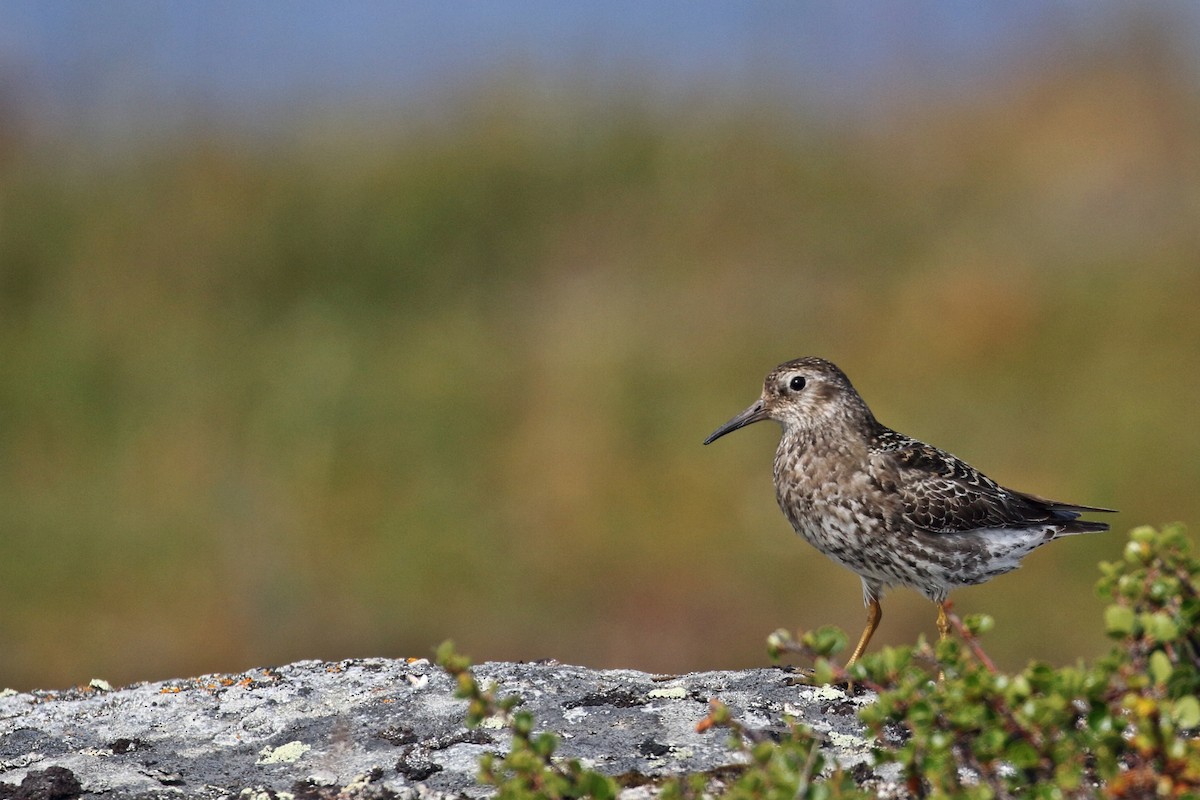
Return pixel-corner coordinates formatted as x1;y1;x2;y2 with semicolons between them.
793;733;821;798
946;607;998;673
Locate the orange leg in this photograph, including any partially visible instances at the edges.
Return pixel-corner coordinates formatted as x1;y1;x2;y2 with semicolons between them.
936;601;950;642
935;601;953;682
846;597;882;667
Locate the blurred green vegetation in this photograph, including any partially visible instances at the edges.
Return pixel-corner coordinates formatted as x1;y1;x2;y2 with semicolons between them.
1;42;1198;690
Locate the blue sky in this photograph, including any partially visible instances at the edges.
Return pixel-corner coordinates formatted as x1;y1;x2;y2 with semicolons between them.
0;2;1195;133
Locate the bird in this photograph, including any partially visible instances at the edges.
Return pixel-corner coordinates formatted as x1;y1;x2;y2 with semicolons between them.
703;356;1113;667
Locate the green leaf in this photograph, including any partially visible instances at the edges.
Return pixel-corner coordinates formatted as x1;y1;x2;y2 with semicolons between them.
1117;574;1142;599
802;625;848;657
512;710;533;737
1007;740;1041;770
1054;760;1083;790
963;613;994;636
810;658;837;686
1104;605;1135;636
1150;650;1173;685
1124;539;1151;564
766;628;792;661
434;639;456;665
532;732;558;759
1087;706;1115;734
1172;695;1200;729
1149;577;1179;602
1130;525;1157;544
1143;612;1179;642
973;728;1006;759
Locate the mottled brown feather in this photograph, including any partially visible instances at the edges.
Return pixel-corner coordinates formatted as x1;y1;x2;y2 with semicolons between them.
867;424;1111;535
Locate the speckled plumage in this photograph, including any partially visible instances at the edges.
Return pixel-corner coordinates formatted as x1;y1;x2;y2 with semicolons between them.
704;356;1113;664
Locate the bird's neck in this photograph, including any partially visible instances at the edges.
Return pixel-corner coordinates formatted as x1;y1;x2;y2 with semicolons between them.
778;410;874;464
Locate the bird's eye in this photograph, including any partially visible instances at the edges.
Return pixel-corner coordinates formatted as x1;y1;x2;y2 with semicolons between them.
789;376;806;392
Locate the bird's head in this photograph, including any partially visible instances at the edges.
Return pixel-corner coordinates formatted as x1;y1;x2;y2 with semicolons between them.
703;356;870;444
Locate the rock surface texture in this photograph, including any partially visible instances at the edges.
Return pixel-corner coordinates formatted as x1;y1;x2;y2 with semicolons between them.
0;658;890;799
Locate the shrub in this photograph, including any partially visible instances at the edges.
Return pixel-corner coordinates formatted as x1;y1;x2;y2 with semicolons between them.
438;525;1200;798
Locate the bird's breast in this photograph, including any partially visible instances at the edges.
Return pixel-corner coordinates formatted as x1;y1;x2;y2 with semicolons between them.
772;434;886;555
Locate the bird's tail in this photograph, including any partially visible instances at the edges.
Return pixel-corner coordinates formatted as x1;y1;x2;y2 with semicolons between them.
1057;519;1111;535
1014;490;1115;536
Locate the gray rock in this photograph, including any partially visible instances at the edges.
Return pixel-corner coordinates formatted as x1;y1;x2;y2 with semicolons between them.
0;659;896;798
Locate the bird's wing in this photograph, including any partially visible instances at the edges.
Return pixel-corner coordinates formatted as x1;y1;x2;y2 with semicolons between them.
867;428;1109;534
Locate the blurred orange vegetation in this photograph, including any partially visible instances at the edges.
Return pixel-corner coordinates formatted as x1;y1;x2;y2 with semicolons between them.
0;33;1197;690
